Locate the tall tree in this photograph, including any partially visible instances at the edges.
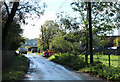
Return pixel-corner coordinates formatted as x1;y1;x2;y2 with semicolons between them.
4;20;25;50
38;20;60;51
2;1;47;49
71;1;119;64
49;33;72;53
2;2;19;49
56;12;84;54
41;25;44;50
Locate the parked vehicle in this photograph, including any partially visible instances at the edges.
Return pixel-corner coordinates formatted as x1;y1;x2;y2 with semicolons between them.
31;48;37;53
43;51;49;57
19;48;27;54
43;51;55;57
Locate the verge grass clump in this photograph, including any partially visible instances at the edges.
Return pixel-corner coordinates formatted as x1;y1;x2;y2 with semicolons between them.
2;54;29;80
49;53;86;70
36;52;43;55
81;62;120;81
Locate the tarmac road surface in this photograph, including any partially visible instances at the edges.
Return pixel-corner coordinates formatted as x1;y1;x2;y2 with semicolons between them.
23;53;102;81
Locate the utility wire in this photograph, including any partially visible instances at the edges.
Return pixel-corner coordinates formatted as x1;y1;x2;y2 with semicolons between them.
50;0;68;19
56;0;68;13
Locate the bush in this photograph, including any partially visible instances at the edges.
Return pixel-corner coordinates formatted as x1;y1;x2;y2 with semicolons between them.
84;62;120;81
50;53;86;70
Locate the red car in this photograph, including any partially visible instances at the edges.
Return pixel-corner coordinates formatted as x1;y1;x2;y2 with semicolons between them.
43;51;55;57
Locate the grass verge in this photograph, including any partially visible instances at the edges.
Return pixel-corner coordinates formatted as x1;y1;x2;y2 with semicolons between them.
2;54;29;80
49;53;86;70
80;62;120;81
36;52;43;56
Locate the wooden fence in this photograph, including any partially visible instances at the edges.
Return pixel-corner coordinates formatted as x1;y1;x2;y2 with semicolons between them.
93;49;120;67
94;48;120;55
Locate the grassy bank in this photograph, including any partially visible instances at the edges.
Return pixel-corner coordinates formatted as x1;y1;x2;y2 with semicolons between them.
48;53;120;81
2;54;29;80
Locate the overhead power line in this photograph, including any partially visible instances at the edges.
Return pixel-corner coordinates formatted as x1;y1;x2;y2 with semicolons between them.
50;0;68;19
56;0;68;14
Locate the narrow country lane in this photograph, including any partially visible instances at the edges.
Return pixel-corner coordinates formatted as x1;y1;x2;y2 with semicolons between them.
23;53;101;80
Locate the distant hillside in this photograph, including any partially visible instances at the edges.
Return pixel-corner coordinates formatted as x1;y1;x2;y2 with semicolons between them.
24;38;38;47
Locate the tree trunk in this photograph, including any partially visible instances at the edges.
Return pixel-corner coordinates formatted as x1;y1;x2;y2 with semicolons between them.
85;33;88;64
85;2;89;64
47;29;49;50
2;2;19;49
88;2;93;64
47;38;49;50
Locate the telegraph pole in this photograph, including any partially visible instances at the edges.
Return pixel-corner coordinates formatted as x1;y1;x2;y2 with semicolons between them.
41;25;44;51
88;2;93;64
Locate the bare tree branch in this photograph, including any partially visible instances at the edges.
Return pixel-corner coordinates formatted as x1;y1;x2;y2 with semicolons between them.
4;2;9;16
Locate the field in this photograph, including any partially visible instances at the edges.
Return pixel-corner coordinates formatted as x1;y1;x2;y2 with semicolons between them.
80;54;120;67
